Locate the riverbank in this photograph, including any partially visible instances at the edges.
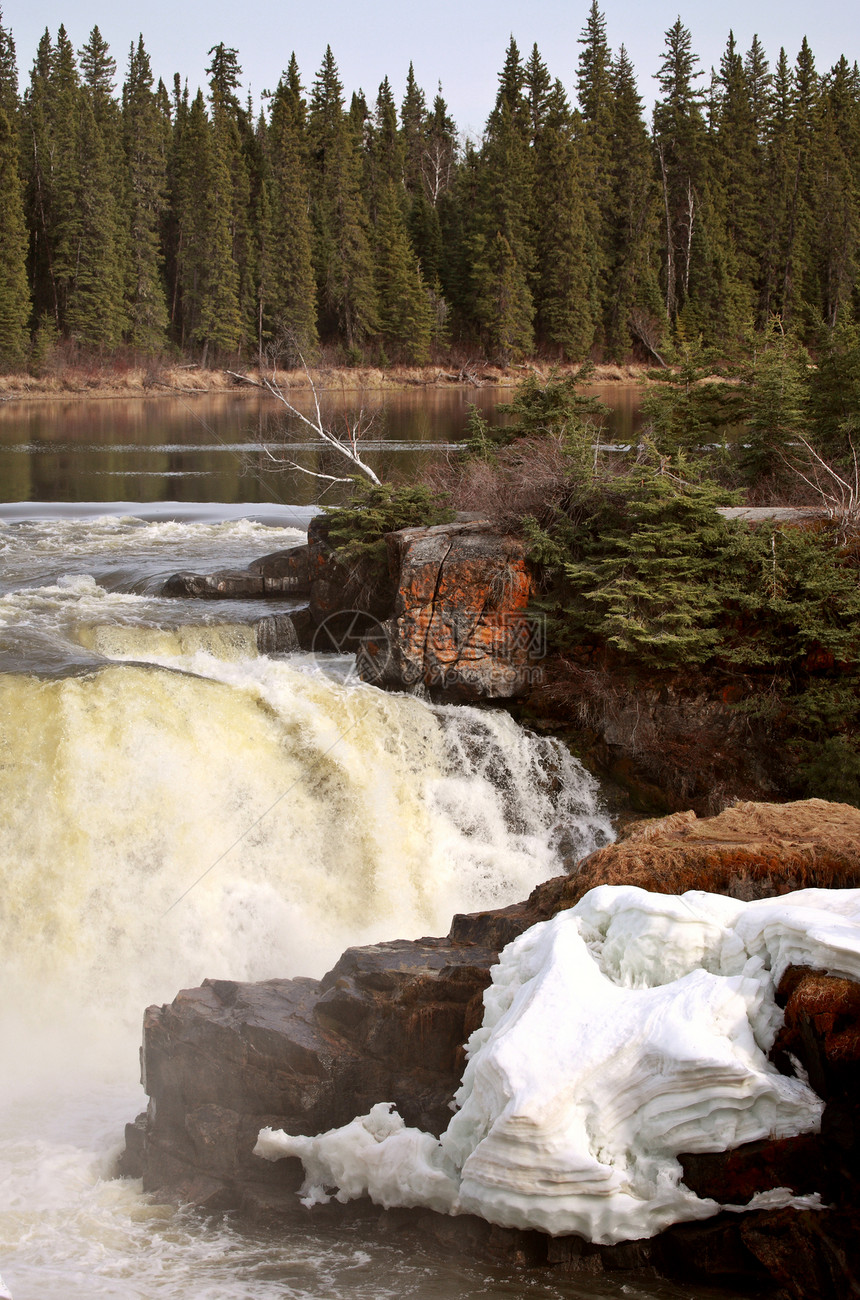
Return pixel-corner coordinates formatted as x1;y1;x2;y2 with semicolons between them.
0;360;648;402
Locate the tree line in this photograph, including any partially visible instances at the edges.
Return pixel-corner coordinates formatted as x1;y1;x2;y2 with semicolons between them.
0;4;858;371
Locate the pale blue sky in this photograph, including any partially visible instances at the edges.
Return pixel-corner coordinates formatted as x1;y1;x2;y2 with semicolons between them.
2;0;857;137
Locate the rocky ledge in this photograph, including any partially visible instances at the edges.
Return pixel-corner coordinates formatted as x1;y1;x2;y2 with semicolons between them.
163;514;541;701
122;798;860;1299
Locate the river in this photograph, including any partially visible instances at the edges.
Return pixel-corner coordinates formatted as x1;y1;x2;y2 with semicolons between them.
0;389;747;1299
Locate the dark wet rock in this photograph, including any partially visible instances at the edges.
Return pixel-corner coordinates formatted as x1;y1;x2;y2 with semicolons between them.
162;569;265;598
249;546;311;596
255;614;299;655
134;937;497;1209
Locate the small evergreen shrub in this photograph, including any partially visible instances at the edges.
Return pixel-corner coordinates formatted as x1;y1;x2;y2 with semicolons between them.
324;479;454;569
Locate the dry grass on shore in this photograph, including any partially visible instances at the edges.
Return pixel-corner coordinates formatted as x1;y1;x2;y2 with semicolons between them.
0;358;649;403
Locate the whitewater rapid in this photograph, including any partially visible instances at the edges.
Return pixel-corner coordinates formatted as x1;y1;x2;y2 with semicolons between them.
0;506;616;1299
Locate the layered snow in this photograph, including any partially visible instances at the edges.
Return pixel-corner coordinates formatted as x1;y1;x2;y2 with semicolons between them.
256;885;860;1243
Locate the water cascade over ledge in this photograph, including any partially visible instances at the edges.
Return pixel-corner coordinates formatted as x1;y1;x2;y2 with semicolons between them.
0;506;614;1299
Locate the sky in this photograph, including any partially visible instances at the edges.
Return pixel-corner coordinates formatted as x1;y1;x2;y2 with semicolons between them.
2;0;858;137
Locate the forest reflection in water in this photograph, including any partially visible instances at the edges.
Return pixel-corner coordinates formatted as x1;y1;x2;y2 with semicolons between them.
0;384;644;505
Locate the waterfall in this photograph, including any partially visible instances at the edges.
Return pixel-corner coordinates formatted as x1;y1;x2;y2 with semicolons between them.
0;650;611;1026
0;508;616;1300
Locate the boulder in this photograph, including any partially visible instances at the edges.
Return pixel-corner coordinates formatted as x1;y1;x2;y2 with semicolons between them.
127;936;496;1213
248;546;312;596
162;569;265;598
255;614;300;655
365;521;540;700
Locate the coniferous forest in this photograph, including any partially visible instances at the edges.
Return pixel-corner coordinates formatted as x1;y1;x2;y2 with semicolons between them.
0;4;858;371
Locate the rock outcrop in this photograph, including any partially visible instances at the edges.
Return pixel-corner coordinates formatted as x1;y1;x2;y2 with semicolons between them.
160;516;541;701
123;799;860;1297
369;520;539;700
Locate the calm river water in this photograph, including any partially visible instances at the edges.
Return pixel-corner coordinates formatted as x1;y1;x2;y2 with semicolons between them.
0;384;645;505
0;387;750;1300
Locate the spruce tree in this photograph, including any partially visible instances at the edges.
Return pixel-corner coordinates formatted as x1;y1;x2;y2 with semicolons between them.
374;178;433;363
65;93;125;346
575;2;614;340
0;6;17;122
808;311;860;459
201;84;244;354
0;106;30;366
711;32;763;296
532;81;593;358
0;13;28;366
740;315;811;478
266;56;318;355
122;36;169;350
771;39;820;329
308;46;377;351
760;48;796;322
603;47;662;359
812;57;859;327
170;88;211;347
469;38;534;358
652;19;707;324
400;63;426;194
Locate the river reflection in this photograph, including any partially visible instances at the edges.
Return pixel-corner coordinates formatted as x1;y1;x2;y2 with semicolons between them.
0;385;644;505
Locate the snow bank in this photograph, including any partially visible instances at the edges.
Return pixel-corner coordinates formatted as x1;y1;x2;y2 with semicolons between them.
256;885;860;1243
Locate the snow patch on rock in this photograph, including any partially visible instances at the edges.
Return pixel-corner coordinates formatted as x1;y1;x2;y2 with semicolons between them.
256;886;860;1243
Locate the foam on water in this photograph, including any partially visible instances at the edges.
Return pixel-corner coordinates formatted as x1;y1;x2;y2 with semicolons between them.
0;512;306;596
0;589;613;1298
0;655;611;1023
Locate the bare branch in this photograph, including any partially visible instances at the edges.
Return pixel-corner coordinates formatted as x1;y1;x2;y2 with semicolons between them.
782;436;860;546
229;341;382;486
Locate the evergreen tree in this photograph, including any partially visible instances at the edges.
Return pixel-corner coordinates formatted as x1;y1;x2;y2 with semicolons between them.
308;46;377;350
603;46;662;359
400;62;426;194
266;56;317;354
740;315;810;478
532;81;593;358
421;86;457;206
122;36;169;349
767;39;820;328
0;106;30;365
759;48;796;321
808;312;860;460
0;13;27;366
469;38;534;357
560;461;736;666
575;2;614;339
524;42;551;143
812;57;860;326
0;6;17;122
652;19;707;324
65;92;125;345
170;87;211;346
711;33;763;295
23;26;79;332
374;178;433;362
202;74;243;354
576;0;613;127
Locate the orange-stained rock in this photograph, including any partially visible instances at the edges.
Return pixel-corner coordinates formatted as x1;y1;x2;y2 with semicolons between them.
564;797;860;903
368;520;541;700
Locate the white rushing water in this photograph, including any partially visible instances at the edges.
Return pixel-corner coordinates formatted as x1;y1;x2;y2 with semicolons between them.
0;506;625;1300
